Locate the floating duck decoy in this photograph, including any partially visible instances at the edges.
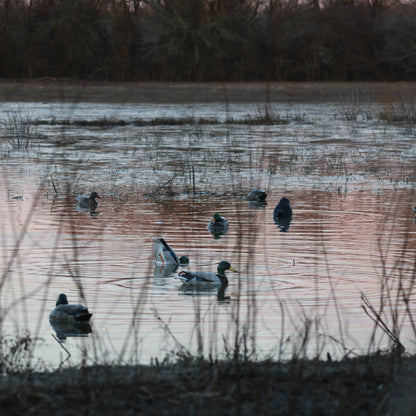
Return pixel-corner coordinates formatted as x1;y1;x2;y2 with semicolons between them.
176;261;238;287
273;197;292;232
208;213;229;238
273;197;292;219
246;189;267;203
153;238;189;266
49;294;92;322
76;191;101;210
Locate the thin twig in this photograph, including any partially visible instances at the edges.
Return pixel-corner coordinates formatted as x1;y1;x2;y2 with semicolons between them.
361;293;405;352
51;334;71;365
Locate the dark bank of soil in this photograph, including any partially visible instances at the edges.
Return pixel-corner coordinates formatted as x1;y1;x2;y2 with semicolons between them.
0;80;415;104
0;354;415;415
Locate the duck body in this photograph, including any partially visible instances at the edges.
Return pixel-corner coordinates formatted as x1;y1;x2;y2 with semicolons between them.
76;192;101;210
153;238;189;266
49;294;92;322
176;261;237;287
246;189;267;203
273;197;292;220
208;213;229;237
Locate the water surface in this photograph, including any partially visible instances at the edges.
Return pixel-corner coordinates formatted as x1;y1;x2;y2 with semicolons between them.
0;94;415;368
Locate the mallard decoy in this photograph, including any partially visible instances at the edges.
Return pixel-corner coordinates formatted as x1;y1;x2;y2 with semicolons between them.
49;294;92;322
153;238;189;266
273;197;292;220
208;213;229;237
176;261;238;287
76;191;101;210
246;189;267;203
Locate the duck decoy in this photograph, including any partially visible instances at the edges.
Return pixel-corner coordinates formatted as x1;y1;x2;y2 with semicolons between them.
153;238;189;266
176;261;238;287
208;213;229;238
76;191;101;210
273;197;293;232
49;294;92;322
273;197;292;220
246;189;267;203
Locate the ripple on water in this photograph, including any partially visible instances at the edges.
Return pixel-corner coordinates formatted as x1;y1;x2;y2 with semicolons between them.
0;99;415;366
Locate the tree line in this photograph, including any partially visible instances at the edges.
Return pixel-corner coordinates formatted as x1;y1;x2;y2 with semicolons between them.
0;0;415;82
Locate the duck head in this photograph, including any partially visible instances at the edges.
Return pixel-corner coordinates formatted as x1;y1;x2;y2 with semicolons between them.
217;261;238;276
56;293;69;306
212;213;226;223
90;192;101;201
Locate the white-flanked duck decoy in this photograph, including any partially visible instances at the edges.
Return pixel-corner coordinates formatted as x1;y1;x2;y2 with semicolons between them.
176;261;238;287
76;191;101;210
49;294;92;322
153;238;189;266
208;213;229;238
246;189;267;203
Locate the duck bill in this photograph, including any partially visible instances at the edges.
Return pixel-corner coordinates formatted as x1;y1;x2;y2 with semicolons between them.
229;267;238;273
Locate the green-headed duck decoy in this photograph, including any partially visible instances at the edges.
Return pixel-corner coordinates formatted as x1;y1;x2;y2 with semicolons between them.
208;213;229;237
176;261;238;287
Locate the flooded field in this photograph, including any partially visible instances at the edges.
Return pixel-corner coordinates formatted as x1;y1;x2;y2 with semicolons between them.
0;82;414;369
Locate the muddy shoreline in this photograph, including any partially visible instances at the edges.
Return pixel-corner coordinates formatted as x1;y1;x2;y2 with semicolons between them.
0;80;414;104
0;354;413;415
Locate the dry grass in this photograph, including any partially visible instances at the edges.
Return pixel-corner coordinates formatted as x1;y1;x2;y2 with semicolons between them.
0;353;407;415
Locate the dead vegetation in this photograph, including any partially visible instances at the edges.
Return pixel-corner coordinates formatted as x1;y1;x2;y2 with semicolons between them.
0;353;408;415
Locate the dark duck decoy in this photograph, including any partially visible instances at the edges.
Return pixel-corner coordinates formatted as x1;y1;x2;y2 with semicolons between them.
176;261;238;287
208;213;229;238
273;197;292;232
76;191;101;210
246;189;267;203
273;197;292;220
49;294;92;322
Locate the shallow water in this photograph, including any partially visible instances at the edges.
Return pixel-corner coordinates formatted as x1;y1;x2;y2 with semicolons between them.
0;96;415;368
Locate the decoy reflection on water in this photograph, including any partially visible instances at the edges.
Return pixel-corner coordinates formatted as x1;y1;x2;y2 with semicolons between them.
273;197;293;232
49;294;92;322
176;261;238;287
76;192;101;210
208;213;229;238
49;319;92;342
179;284;231;302
153;238;189;266
246;189;267;206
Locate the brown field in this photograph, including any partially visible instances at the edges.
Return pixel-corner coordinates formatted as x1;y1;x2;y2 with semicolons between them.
1;80;415;104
